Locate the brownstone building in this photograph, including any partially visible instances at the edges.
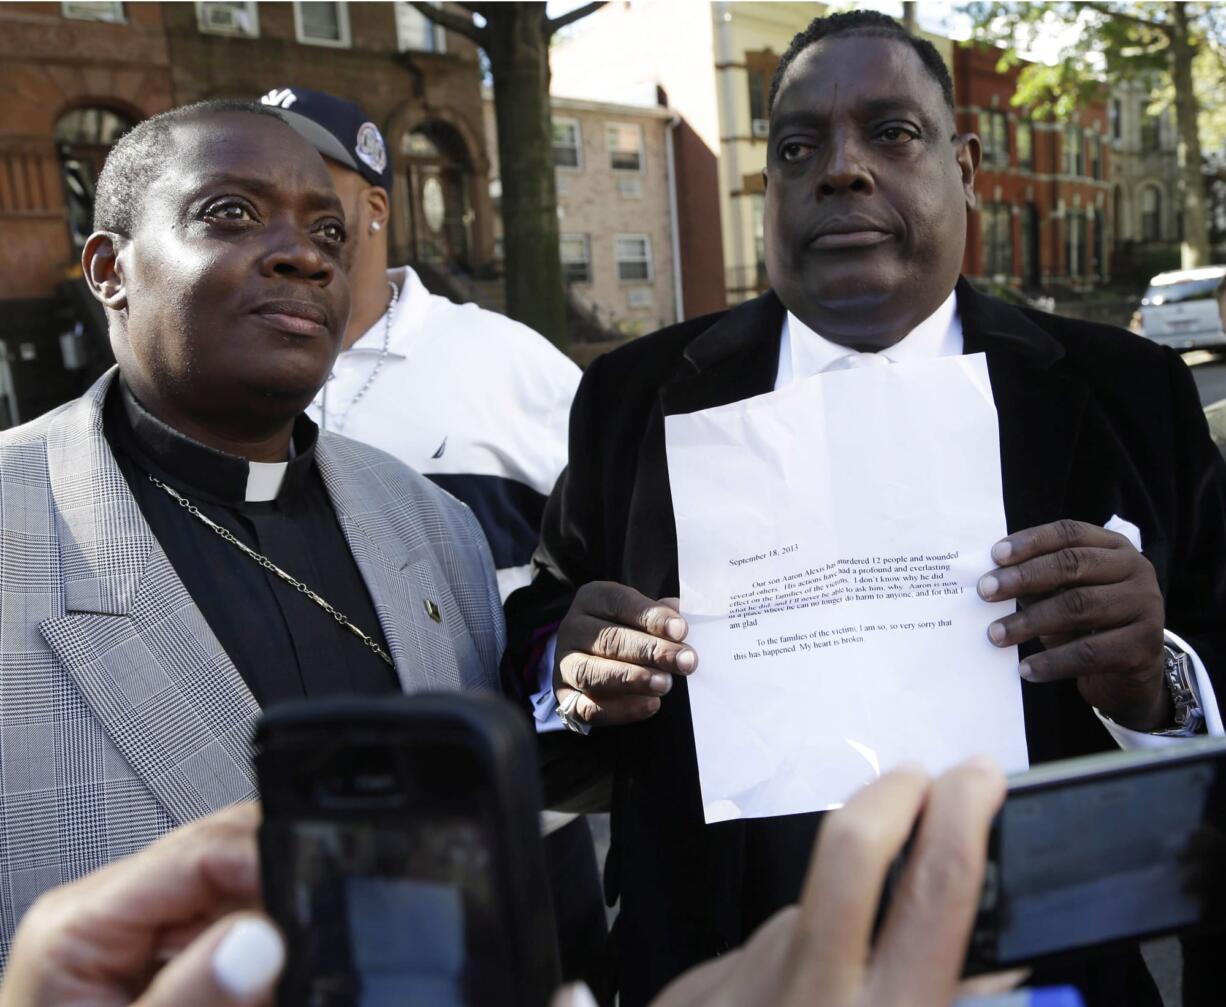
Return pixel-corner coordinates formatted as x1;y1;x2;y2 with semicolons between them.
955;44;1113;292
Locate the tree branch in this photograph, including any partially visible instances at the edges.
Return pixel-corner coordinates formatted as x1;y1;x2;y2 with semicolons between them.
409;1;486;44
1079;1;1170;35
546;1;605;36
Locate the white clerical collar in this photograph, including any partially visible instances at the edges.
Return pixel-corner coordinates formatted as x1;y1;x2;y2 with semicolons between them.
776;289;962;390
245;460;289;502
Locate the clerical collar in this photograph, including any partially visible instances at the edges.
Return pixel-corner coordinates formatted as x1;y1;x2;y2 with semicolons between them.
115;379;318;505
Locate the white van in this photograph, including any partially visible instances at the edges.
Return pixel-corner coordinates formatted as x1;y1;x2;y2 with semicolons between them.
1140;266;1226;349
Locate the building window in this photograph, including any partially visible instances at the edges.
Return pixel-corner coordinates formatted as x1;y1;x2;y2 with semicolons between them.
62;1;125;21
1064;209;1087;276
752;194;766;288
1020;203;1040;287
552;118;582;169
560;234;592;284
980;204;1013;277
981;111;1009;169
607;123;644;172
293;1;351;47
615;234;653;282
1110;99;1122;141
196;1;259;37
1063;125;1083;176
747;68;769;135
1141;185;1162;241
1016;120;1033;170
1141;110;1159;153
1089;135;1101;180
395;1;445;52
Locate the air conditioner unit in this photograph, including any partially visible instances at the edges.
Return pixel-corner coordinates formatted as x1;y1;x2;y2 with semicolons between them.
200;3;252;35
751;118;770;139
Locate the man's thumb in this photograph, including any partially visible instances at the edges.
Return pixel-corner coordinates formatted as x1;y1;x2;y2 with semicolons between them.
134;913;285;1007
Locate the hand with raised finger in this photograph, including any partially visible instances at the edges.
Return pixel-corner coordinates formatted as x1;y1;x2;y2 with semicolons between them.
647;759;1013;1007
554;582;697;729
977;519;1170;731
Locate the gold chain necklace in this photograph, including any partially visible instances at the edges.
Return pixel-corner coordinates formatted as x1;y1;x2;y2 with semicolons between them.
147;473;394;669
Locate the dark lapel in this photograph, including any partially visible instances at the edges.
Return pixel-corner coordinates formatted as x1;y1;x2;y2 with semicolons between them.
660;291;786;418
956;278;1090;533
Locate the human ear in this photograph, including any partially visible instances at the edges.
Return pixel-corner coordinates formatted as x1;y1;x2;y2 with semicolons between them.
365;186;390;235
954;133;981;210
82;231;127;311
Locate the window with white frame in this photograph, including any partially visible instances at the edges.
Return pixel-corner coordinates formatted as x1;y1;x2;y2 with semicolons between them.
560;234;592;284
62;1;125;22
607;123;644;172
615;234;653;282
395;1;445;52
552;118;582;169
294;1;350;47
196;1;259;37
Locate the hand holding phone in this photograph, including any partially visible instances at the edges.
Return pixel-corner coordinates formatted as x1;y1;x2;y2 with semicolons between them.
254;694;560;1007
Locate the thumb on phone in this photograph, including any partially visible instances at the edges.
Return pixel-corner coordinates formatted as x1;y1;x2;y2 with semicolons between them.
134;913;285;1007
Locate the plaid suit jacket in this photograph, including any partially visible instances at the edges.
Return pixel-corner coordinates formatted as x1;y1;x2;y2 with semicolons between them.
0;371;506;961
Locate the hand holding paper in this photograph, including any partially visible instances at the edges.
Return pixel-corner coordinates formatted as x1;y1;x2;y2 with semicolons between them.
977;519;1169;732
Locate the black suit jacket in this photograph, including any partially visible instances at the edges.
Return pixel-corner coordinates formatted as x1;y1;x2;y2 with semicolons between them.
509;280;1226;1006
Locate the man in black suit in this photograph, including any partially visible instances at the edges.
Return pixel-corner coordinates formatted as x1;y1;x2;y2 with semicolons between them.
508;11;1226;1007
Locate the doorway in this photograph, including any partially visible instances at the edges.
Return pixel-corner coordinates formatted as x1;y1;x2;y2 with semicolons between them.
54;107;135;252
400;122;474;270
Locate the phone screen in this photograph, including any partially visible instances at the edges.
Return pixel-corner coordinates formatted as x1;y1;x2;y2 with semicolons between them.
261;744;518;1007
989;755;1226;963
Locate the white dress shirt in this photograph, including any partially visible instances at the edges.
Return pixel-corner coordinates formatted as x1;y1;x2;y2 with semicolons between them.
777;293;1222;749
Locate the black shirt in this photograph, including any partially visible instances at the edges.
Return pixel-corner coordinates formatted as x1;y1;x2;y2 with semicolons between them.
104;380;399;707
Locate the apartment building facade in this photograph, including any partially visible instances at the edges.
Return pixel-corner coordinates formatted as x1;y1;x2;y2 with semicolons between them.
484;94;680;337
955;44;1113;291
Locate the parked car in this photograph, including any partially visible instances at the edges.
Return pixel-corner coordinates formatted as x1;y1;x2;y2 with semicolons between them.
1139;265;1226;350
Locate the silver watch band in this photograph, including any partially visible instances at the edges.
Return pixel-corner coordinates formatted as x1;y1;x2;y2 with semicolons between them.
1155;645;1205;737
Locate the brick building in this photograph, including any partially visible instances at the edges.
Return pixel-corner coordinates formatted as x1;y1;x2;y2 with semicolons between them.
955;44;1113;292
484;93;681;338
0;1;494;425
163;1;495;274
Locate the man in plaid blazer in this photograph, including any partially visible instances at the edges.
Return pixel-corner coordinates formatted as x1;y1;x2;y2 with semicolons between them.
0;101;504;959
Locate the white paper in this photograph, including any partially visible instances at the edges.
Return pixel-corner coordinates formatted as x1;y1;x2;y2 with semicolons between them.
665;353;1029;823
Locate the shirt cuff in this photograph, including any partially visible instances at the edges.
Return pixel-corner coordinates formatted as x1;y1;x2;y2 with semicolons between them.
529;634;567;733
1095;629;1223;749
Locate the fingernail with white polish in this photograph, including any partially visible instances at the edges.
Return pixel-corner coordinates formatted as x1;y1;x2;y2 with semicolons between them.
675;649;696;673
987;622;1006;645
1019;661;1036;681
568;983;598;1007
666;617;687;641
992;540;1012;563
212;918;285;998
978;574;999;599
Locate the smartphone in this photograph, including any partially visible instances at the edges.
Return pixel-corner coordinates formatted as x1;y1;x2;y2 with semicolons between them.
963;735;1226;975
253;693;561;1007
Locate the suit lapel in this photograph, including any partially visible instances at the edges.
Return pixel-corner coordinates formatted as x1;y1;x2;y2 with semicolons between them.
38;371;259;827
956;279;1090;533
315;436;472;694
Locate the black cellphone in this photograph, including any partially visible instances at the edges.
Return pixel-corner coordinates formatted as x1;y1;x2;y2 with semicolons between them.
253;693;560;1007
963;736;1226;975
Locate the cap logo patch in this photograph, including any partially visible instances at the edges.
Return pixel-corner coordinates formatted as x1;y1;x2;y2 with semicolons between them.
355;122;388;177
261;88;298;110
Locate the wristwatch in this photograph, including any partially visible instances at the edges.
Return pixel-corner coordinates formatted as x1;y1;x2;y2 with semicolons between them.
556;690;592;736
1155;645;1205;737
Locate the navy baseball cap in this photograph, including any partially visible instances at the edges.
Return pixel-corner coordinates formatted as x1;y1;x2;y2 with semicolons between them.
259;86;392;191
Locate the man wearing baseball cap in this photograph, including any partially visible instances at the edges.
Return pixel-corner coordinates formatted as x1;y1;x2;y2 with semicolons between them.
258;87;605;999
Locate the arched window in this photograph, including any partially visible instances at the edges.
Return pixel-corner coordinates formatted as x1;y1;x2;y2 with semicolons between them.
54;107;136;251
1141;185;1163;242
